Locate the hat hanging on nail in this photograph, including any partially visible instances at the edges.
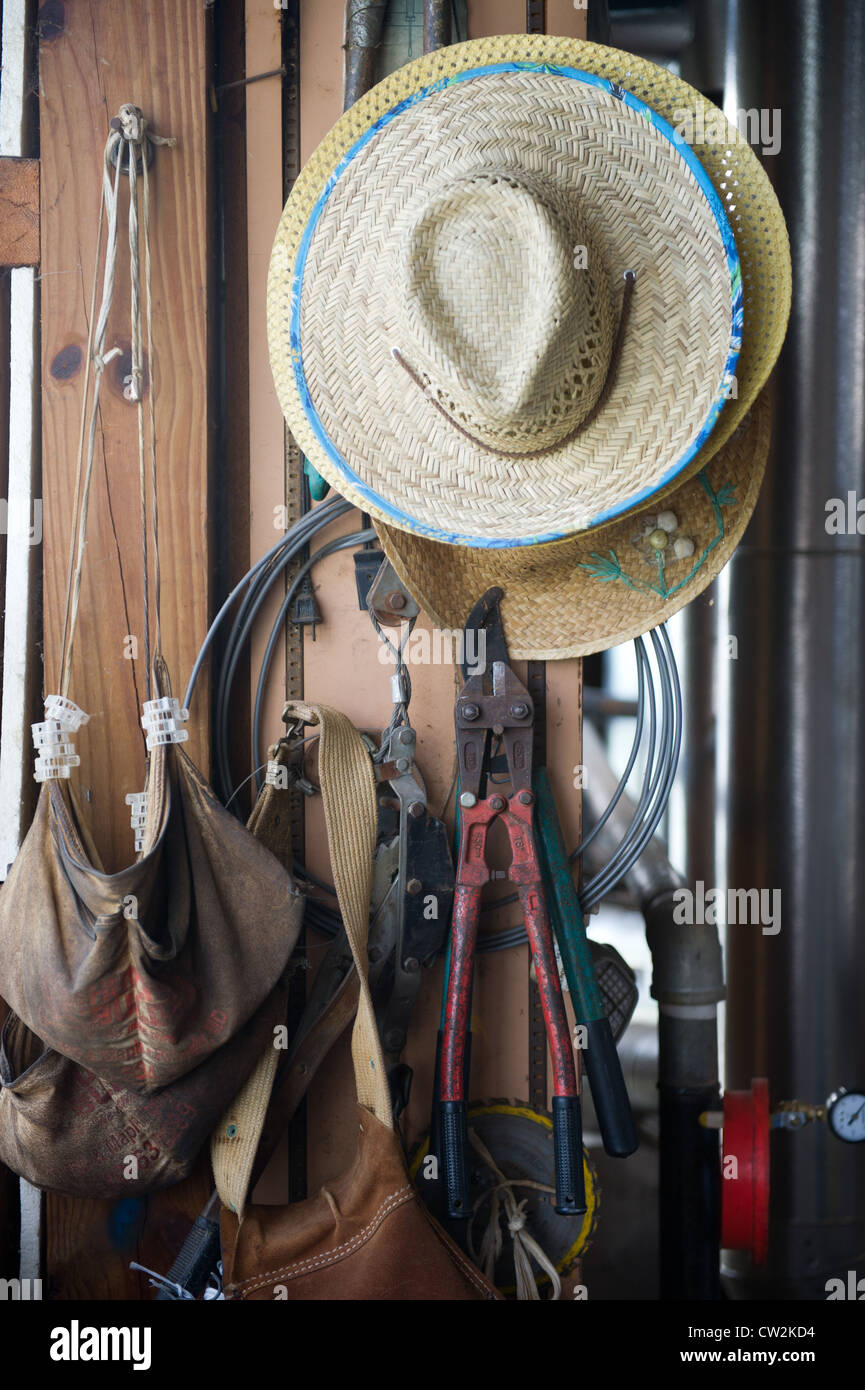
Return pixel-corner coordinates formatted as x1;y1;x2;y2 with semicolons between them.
266;35;772;548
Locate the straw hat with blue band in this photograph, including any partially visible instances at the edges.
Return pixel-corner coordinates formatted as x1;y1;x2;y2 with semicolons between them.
268;37;790;652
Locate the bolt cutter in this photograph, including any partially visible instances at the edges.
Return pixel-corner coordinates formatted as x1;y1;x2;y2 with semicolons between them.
439;588;586;1218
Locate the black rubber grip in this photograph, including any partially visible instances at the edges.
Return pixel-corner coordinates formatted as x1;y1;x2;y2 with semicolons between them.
154;1215;221;1300
583;1016;639;1157
439;1099;471;1219
552;1095;587;1215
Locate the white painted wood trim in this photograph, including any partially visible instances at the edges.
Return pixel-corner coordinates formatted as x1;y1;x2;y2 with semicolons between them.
0;268;38;880
0;0;28;157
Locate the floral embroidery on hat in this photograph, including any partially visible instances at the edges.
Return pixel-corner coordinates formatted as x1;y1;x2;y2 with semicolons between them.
580;472;738;599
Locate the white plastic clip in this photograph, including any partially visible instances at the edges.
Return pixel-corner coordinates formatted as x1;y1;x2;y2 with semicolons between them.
44;695;91;732
125;791;148;852
141;696;189;750
32;695;90;781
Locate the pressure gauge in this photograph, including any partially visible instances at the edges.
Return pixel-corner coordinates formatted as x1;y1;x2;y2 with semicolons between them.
826;1089;865;1144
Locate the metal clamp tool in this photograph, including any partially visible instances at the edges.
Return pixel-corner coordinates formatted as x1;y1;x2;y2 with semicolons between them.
370;723;454;1116
439;588;586;1219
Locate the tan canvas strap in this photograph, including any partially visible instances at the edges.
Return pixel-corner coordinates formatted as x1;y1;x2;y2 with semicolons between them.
212;702;390;1214
245;737;301;870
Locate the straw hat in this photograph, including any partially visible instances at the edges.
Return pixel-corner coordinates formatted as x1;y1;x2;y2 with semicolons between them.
268;37;790;649
382;387;771;659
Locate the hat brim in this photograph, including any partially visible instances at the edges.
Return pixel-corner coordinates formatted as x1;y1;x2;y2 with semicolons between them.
376;388;771;659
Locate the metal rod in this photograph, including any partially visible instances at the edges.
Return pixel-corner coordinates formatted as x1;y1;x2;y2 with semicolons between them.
424;0;451;52
583;719;724;1299
344;0;389;111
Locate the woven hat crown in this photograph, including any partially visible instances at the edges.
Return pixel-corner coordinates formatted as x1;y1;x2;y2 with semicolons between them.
392;169;617;452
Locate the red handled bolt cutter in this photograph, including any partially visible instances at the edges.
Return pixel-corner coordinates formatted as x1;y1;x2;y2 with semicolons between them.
439;588;586;1218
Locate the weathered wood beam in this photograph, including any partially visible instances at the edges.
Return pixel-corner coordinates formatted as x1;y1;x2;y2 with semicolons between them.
0;158;39;268
38;0;214;1301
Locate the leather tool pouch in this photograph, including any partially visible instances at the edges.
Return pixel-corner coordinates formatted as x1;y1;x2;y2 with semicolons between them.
0;736;303;1093
0;741;304;1198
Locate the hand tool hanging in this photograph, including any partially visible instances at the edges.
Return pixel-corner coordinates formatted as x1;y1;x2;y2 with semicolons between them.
535;767;638;1157
439;588;585;1219
366;606;455;1116
234;559;452;1129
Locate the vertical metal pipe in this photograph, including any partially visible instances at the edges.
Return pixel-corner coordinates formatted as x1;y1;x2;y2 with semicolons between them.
424;0;451;53
587;0;611;46
583;718;725;1298
680;603;719;900
725;0;865;1297
671;22;735;1298
344;0;389;111
676;599;723;1301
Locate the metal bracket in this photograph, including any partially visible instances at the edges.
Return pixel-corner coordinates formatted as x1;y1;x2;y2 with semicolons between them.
366;557;420;628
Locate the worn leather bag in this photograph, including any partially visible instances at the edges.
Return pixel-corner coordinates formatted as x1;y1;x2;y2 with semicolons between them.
0;736;301;1093
215;702;500;1302
0;989;287;1199
0;741;304;1198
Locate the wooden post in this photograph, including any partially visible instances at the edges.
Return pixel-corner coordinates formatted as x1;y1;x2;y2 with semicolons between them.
38;0;214;1300
39;0;212;868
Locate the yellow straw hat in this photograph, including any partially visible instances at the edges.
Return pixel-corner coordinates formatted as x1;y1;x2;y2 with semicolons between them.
382;387;772;659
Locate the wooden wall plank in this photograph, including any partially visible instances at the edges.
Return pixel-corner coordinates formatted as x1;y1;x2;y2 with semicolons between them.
0;0;41;876
547;0;588;37
0;158;39;268
39;0;211;871
38;0;214;1301
467;0;524;36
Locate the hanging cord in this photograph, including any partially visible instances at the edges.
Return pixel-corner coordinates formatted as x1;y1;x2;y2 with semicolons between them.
58;138;123;697
123;103;175;697
467;1127;562;1301
57;105;175;703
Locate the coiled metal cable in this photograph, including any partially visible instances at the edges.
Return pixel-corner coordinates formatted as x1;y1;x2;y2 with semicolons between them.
186;506;681;946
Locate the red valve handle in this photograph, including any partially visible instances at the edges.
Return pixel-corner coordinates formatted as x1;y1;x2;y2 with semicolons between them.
721;1077;770;1266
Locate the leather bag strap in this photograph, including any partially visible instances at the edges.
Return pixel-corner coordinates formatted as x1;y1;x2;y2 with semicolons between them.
212;701;391;1213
